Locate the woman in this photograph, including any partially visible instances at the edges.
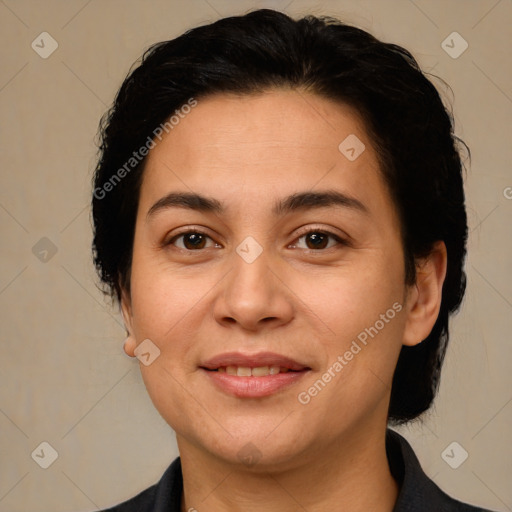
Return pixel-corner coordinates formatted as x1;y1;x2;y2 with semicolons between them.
91;9;494;512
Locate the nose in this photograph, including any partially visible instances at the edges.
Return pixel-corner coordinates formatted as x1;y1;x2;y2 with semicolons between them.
212;242;295;332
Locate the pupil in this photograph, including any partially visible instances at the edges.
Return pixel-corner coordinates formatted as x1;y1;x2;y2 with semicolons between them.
308;233;327;249
186;233;204;249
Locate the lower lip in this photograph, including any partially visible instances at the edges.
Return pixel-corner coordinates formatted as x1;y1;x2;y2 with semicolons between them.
201;369;309;398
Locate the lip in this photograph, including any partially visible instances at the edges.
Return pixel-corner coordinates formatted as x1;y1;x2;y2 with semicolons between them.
200;351;311;398
200;351;309;371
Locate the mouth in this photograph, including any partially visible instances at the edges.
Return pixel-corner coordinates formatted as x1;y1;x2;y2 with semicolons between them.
199;352;311;398
200;351;309;372
203;365;300;377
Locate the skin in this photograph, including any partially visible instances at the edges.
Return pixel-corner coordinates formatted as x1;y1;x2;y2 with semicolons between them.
121;89;447;512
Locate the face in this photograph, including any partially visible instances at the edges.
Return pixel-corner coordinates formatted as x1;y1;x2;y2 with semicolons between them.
122;89;414;469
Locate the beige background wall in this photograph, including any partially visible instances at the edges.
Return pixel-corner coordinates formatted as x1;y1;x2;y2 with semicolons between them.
0;0;510;511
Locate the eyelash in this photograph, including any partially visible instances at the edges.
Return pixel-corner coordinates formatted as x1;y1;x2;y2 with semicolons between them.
165;227;348;253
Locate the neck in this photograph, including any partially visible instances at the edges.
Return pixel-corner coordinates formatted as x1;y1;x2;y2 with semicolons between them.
177;423;399;512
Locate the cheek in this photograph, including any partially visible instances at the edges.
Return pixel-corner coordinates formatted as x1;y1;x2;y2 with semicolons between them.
128;248;207;339
296;255;406;389
298;296;405;429
295;254;405;334
131;289;206;358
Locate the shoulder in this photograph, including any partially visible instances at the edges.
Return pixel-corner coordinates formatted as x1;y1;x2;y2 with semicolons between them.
386;429;497;512
98;456;183;512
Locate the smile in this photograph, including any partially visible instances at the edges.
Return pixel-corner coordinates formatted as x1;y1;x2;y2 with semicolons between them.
207;365;295;376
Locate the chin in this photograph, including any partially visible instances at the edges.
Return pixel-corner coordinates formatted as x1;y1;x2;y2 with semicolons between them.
197;419;315;471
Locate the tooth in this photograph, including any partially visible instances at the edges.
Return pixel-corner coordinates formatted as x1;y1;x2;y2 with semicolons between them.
269;365;280;375
226;366;237;375
236;366;252;377
280;367;289;373
217;367;226;373
252;366;270;377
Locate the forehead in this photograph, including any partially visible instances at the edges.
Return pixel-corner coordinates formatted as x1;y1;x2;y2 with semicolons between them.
139;89;394;223
147;89;372;169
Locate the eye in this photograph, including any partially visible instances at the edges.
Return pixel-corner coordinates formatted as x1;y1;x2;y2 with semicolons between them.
166;230;220;251
290;228;347;251
165;227;348;252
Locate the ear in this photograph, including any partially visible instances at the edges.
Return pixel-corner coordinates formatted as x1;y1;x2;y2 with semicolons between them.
121;287;137;357
402;241;448;347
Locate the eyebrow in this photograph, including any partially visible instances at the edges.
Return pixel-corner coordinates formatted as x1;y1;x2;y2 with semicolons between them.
146;190;369;220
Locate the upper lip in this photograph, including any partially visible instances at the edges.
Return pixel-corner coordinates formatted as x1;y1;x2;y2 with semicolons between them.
200;351;310;371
